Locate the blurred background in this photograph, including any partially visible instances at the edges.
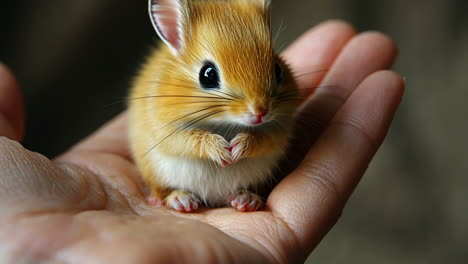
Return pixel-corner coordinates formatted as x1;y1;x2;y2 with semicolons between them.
1;0;467;263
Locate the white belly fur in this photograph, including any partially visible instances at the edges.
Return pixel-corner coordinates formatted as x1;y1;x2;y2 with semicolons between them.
149;150;281;206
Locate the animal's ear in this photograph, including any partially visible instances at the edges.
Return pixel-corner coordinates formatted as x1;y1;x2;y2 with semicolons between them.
257;0;271;8
149;0;188;54
239;0;271;8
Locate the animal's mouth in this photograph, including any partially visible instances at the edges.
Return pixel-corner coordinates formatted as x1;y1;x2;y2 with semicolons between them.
220;121;277;141
245;105;271;126
184;117;280;142
245;116;271;126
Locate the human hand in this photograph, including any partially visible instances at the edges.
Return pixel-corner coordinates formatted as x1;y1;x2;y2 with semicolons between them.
0;21;404;263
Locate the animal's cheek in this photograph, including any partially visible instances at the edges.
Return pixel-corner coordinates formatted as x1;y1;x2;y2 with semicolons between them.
269;104;297;123
226;103;249;118
270;101;285;115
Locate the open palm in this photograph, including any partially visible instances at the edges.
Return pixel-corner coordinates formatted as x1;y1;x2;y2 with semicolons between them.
0;21;404;263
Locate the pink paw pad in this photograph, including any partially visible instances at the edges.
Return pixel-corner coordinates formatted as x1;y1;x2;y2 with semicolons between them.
221;159;229;167
166;193;201;213
147;196;163;206
228;192;263;212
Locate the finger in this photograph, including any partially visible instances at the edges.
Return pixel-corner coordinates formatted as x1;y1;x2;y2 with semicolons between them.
282;20;356;92
60;113;130;161
0;137;110;218
55;112;146;203
0;63;25;141
284;32;398;171
298;31;397;133
269;71;405;251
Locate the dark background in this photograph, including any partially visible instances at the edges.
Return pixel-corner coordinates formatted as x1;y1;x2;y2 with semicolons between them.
1;0;467;263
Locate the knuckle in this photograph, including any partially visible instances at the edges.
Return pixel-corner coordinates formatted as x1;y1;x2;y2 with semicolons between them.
359;30;396;50
0;137;25;163
300;160;342;200
332;116;378;150
0;136;22;149
322;20;357;34
296;89;345;131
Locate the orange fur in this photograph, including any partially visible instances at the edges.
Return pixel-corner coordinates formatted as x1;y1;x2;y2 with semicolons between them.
129;0;301;208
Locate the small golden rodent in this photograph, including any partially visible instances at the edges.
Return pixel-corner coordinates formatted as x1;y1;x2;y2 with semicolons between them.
129;0;301;212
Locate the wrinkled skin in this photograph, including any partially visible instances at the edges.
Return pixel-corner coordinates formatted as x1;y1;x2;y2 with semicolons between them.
0;21;404;263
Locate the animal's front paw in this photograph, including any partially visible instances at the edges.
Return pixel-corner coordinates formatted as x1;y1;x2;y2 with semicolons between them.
230;133;255;163
203;134;232;167
228;191;263;212
165;190;201;213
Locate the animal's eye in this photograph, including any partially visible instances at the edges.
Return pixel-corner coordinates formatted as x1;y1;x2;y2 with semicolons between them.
199;62;220;89
275;62;283;84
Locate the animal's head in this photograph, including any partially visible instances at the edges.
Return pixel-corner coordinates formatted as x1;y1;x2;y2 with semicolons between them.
149;0;300;129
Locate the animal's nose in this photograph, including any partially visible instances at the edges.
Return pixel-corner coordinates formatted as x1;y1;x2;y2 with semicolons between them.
249;106;269;125
250;106;269;117
254;106;269;118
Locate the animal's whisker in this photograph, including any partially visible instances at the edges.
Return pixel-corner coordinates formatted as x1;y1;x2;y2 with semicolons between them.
193;39;213;58
163;76;196;85
164;100;232;107
276;91;301;98
128;95;232;101
147;81;203;90
293;69;329;79
207;89;243;101
106;94;231;108
271;120;287;132
276;97;303;103
104;99;128;108
277;42;289;52
275;93;303;102
148;81;240;101
159;104;228;130
274;113;322;131
273;20;287;47
275;85;341;100
224;122;239;140
294;117;324;130
145;110;226;156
